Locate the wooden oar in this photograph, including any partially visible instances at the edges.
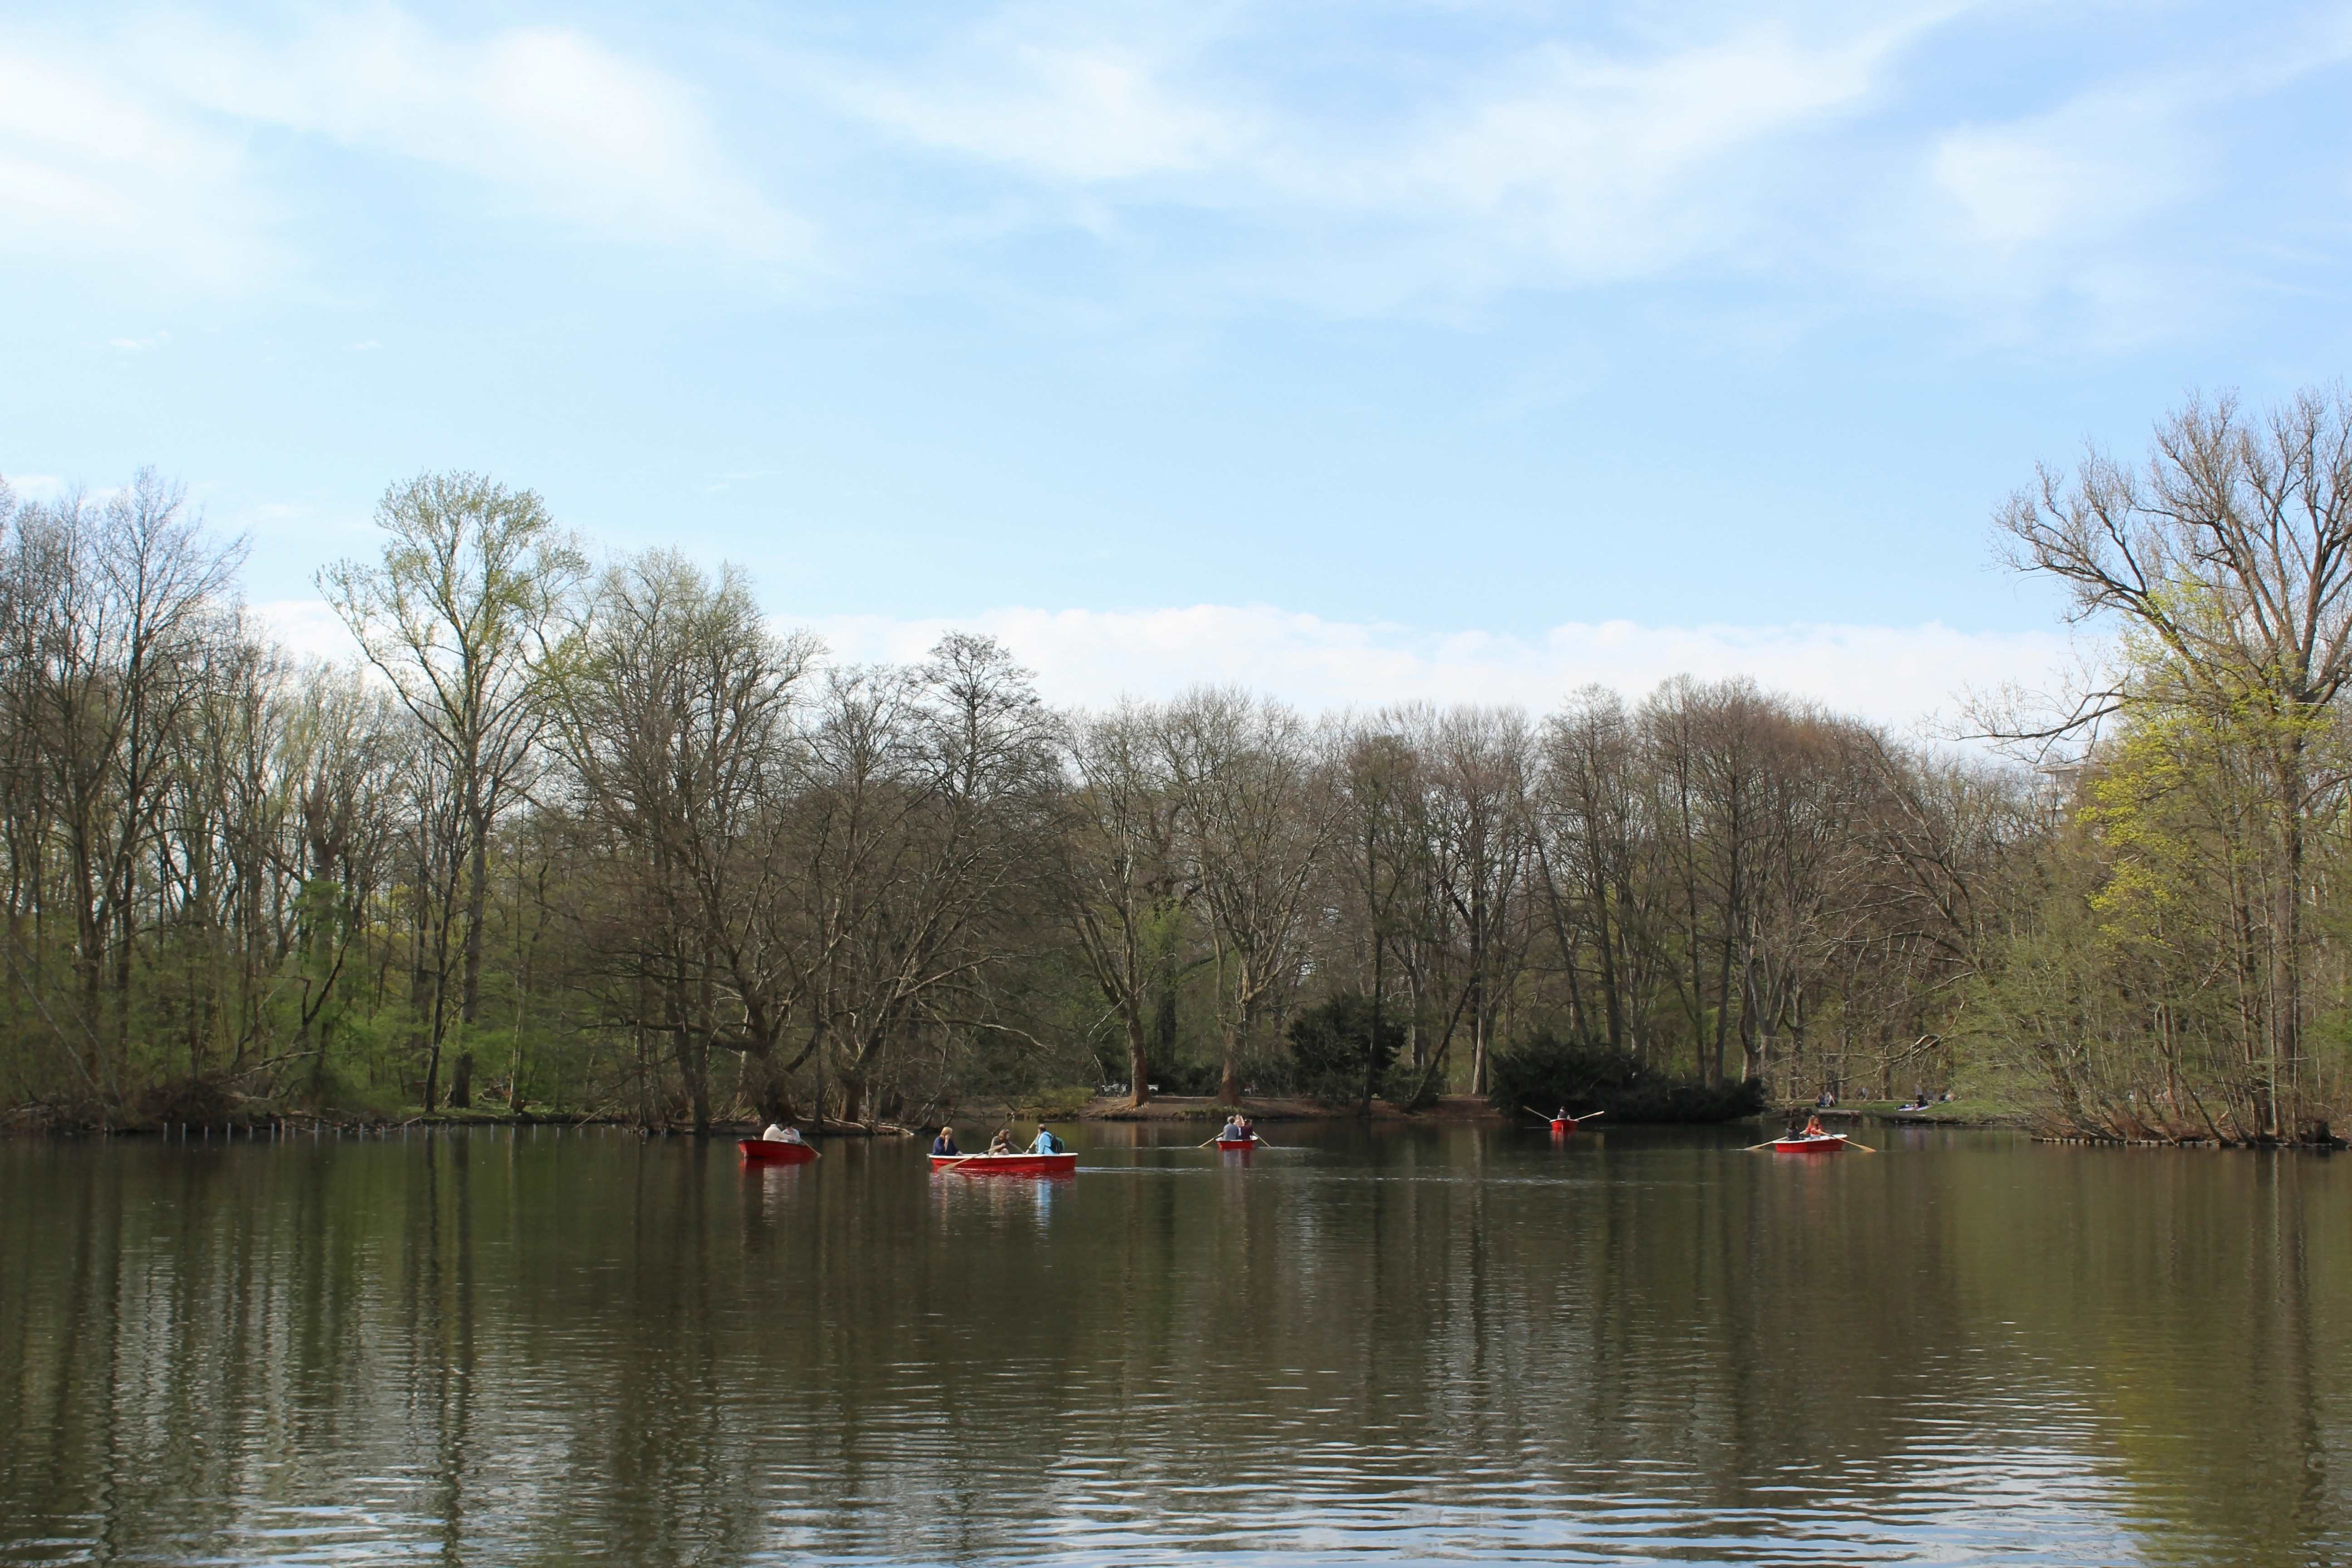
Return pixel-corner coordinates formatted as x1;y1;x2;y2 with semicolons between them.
1575;1110;1606;1121
1843;1139;1880;1153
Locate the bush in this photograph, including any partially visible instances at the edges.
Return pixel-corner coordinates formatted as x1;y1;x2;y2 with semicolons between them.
1288;994;1406;1106
1487;1032;1764;1124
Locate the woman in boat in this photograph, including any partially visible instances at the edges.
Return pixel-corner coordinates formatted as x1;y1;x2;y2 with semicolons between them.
1802;1113;1828;1138
762;1122;805;1144
987;1128;1015;1155
1029;1122;1063;1155
931;1126;960;1157
1218;1115;1247;1142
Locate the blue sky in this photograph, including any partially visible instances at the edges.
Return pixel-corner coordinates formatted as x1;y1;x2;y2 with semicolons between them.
6;0;2352;722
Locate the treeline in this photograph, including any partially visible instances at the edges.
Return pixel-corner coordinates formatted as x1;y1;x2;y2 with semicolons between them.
5;384;2352;1142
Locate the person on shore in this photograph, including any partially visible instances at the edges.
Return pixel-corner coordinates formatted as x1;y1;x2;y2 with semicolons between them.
988;1127;1015;1155
1219;1114;1247;1142
1030;1122;1063;1155
931;1126;960;1157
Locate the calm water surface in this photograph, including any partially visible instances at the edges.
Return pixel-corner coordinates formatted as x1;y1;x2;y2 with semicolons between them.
3;1122;2347;1565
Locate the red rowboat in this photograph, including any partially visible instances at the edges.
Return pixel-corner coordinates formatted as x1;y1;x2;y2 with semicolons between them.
931;1152;1078;1176
1215;1138;1258;1151
738;1138;817;1164
1549;1117;1574;1136
1772;1134;1848;1154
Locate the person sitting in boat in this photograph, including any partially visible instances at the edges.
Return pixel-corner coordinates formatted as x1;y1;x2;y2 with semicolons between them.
1803;1114;1828;1138
987;1128;1015;1155
1219;1115;1247;1142
931;1126;960;1157
1553;1107;1574;1124
761;1122;804;1143
1030;1122;1063;1155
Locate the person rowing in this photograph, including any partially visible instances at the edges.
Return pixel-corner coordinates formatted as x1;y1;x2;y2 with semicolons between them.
1219;1114;1248;1142
987;1128;1016;1155
1802;1113;1829;1139
761;1122;805;1144
931;1125;960;1157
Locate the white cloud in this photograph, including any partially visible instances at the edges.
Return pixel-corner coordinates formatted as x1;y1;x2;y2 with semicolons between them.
0;41;270;282
252;598;361;663
813;7;1943;300
251;592;2064;726
835;39;1247;183
1361;25;1906;287
0;7;803;288
143;10;804;263
1;473;67;501
792;604;2068;730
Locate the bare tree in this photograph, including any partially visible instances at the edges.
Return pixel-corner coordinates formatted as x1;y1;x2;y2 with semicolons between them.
322;472;585;1109
1160;688;1334;1105
1053;704;1185;1108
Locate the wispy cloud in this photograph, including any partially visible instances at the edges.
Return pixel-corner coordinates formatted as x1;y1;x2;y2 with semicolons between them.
0;5;807;291
142;9;806;264
0;39;270;283
800;0;2352;326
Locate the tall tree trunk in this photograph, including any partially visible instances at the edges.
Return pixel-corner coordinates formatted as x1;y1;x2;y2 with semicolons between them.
452;804;491;1109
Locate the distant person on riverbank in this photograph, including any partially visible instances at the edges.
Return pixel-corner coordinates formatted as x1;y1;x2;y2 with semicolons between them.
931;1126;960;1156
1030;1123;1063;1155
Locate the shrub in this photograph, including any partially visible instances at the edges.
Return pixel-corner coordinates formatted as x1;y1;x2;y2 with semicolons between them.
1487;1032;1764;1124
1287;994;1406;1106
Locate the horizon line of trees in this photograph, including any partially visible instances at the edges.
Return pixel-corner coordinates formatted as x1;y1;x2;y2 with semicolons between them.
6;382;2352;1143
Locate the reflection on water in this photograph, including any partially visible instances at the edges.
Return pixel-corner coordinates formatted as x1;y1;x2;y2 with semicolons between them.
3;1122;2348;1564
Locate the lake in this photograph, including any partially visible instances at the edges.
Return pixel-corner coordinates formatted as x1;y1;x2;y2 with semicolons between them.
2;1121;2346;1565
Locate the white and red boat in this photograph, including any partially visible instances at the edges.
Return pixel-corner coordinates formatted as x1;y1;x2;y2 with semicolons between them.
1772;1134;1849;1154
